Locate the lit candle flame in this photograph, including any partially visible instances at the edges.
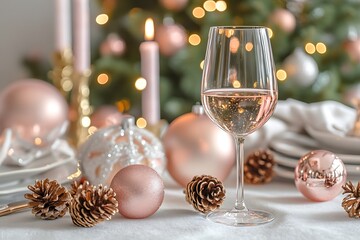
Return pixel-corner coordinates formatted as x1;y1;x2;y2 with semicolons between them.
145;18;154;41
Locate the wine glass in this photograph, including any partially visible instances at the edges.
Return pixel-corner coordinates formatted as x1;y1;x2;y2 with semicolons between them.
201;26;278;226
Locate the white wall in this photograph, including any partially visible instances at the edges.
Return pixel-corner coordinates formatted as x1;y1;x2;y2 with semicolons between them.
0;0;99;89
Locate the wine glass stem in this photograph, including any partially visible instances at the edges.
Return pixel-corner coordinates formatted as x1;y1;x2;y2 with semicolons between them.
234;136;248;211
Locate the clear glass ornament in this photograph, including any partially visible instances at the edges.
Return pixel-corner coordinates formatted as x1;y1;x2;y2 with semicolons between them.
78;115;166;185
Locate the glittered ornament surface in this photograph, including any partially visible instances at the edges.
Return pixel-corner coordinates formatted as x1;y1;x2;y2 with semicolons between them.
163;105;235;187
295;150;347;202
110;164;164;219
79;115;166;186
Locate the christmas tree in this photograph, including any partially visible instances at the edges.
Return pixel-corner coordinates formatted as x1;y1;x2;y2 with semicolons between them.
25;0;360;122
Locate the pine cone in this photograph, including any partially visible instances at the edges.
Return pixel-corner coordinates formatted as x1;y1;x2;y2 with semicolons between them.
342;181;360;218
69;181;118;227
244;149;275;184
185;175;225;213
24;178;71;220
69;180;91;197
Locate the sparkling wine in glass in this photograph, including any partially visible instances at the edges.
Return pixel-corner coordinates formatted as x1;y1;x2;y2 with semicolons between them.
201;26;278;226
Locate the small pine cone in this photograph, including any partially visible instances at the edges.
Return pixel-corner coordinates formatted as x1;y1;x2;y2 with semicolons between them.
244;149;275;184
342;181;360;218
185;175;225;214
69;182;118;227
69;180;92;197
24;178;71;220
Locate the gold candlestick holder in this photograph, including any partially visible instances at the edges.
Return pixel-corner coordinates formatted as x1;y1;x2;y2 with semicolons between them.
51;49;74;97
69;70;92;147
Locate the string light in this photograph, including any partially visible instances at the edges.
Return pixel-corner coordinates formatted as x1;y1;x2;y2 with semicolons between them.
136;117;147;128
62;79;73;92
230;37;240;53
203;0;216;12
305;43;316;54
34;137;42;146
81;116;91;128
245;42;254;52
88;126;98;135
200;60;204;70
97;73;109;85
189;34;201;46
216;1;227;12
232;80;241;88
193;7;205;18
276;69;287;81
96;14;109;25
135;77;147;90
116;99;130;112
316;42;327;54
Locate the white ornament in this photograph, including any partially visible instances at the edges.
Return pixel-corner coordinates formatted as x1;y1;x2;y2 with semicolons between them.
283;48;319;87
78;115;166;185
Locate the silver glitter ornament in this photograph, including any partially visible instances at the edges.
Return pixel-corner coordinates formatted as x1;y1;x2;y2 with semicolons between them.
78;115;166;185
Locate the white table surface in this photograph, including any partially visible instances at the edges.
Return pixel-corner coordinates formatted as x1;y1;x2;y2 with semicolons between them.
0;169;358;240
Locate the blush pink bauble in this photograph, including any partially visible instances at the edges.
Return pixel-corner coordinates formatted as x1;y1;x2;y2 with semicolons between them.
0;79;68;147
294;150;347;202
110;164;164;219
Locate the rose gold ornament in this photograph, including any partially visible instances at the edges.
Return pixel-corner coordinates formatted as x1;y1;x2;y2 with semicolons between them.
159;0;188;11
90;105;122;129
155;23;187;56
269;8;296;33
110;164;164;219
343;39;360;62
163;105;235;187
100;33;126;56
0;79;68;147
294;150;347;202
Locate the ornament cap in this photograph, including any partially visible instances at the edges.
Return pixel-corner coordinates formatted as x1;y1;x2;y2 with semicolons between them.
192;104;204;115
121;115;135;130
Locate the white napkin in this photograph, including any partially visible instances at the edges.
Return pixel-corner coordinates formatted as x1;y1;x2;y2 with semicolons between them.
274;99;356;136
245;99;357;153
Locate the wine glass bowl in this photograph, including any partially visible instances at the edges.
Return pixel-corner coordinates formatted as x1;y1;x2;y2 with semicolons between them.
201;26;277;226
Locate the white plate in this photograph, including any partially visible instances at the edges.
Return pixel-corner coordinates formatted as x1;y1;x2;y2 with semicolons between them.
270;132;360;164
273;151;360;175
0;154;76;184
0;160;79;196
306;126;360;155
274;165;294;179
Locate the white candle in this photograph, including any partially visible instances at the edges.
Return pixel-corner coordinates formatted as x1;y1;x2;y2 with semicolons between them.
55;0;71;51
74;0;90;73
140;18;160;125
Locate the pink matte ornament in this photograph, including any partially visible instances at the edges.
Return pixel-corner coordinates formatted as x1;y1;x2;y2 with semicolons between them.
90;105;122;129
159;0;188;11
294;150;347;202
110;165;164;219
100;33;126;56
163;105;235;187
0;79;68;147
155;24;187;56
343;39;360;62
269;8;296;33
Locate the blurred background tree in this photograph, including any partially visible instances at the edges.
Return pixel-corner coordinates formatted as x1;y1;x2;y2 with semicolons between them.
25;0;360;121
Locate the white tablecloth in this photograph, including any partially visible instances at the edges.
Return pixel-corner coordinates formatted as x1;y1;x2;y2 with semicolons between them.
0;169;358;240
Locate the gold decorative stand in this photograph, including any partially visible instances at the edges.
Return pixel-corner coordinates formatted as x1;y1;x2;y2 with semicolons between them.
68;70;92;147
51;49;74;97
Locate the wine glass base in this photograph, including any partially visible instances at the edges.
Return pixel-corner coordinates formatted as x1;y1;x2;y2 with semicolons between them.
206;209;274;227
